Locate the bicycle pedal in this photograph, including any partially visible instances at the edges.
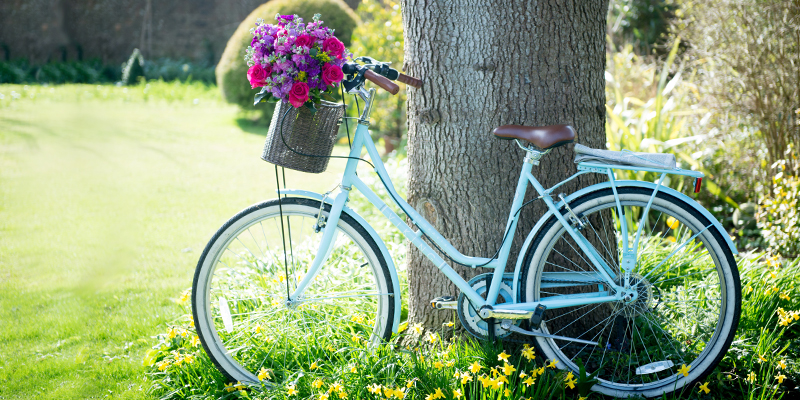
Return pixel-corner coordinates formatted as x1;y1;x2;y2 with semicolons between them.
430;296;456;310
529;304;547;329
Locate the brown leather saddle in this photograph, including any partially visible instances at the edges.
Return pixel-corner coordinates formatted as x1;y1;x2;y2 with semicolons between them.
492;124;576;149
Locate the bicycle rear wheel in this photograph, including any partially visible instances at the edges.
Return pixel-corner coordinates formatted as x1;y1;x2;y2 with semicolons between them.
192;197;396;384
520;187;740;398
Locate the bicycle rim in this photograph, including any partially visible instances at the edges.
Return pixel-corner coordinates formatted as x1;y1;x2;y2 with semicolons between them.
192;198;395;384
522;188;739;397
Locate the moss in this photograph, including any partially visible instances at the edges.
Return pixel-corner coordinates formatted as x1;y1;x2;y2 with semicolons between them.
216;0;359;113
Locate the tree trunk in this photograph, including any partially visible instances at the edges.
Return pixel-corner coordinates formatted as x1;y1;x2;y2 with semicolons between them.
400;0;609;330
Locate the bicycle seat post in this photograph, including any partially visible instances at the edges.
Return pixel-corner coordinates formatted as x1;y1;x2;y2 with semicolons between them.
515;139;550;165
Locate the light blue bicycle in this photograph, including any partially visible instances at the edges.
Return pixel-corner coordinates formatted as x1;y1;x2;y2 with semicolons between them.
192;59;741;398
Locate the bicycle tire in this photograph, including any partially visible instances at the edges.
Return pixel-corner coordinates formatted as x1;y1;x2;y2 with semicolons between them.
520;187;740;398
192;197;396;384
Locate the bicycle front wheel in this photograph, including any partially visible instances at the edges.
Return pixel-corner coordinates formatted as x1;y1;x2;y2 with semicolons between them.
520;187;740;398
192;197;396;384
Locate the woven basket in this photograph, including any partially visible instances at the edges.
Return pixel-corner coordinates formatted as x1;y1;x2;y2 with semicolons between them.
261;100;345;174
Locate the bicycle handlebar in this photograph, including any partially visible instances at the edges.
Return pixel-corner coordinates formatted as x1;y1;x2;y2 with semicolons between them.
342;61;422;94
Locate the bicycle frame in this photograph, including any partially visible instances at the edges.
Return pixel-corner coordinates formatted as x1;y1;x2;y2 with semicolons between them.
284;87;730;322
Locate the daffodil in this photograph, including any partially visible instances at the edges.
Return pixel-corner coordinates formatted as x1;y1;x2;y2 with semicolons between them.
313;379;324;389
478;375;491;388
677;364;691;377
778;359;787;369
489;378;503;390
368;384;382;394
426;332;439;344
157;360;170;371
523;376;536;387
168;327;177;339
412;323;424;335
433;388;445;399
446;359;455;367
698;382;710;394
320;393;330;400
666;216;679;230
310;361;320;370
547;359;559;369
191;335;200;347
504;388;511;397
469;361;482;374
461;372;473;385
497;375;509;384
501;363;516;375
445;321;454;327
746;371;757;383
565;379;576;389
287;384;298;396
758;354;767;363
565;371;574;381
330;382;344;393
519;371;527;378
453;389;462;399
578;396;588;400
350;365;358;373
497;351;510;362
776;373;786;384
521;347;535;360
257;367;271;381
433;361;444;369
405;379;416;389
779;292;791;301
224;382;236;392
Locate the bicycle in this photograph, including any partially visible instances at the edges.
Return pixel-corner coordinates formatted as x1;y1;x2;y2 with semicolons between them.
191;58;741;398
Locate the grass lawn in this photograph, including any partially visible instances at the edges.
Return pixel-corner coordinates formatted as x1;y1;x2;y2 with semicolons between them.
0;84;345;399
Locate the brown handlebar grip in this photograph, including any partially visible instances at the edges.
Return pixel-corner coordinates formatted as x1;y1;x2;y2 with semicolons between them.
364;70;400;95
397;73;423;88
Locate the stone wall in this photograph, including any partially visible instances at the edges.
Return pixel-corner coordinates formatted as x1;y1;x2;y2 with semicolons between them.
0;0;360;64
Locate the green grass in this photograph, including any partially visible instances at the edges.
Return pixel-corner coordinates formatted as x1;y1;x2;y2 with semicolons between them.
0;82;346;399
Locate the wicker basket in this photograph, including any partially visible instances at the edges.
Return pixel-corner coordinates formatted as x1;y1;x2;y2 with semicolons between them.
261;100;345;174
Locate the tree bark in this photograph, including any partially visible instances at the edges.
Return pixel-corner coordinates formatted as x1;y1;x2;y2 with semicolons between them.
400;0;609;330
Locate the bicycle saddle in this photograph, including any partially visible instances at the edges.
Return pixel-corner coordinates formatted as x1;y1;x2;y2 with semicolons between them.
492;124;576;149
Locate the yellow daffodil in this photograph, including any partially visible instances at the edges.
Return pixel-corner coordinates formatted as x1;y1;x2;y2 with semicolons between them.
310;361;319;370
258;367;271;381
367;384;381;394
287;384;298;396
565;371;574;381
191;335;200;347
547;360;559;369
779;292;791;301
746;371;756;383
433;361;444;369
461;372;473;385
446;359;455;367
424;395;434;400
757;354;767;363
224;382;236;392
469;361;482;374
168;327;177;339
412;323;423;335
433;388;445;399
320;393;330;400
778;359;787;369
519;371;527;378
666;216;679;230
157;360;170;371
746;286;753;295
565;379;576;389
523;376;536;387
578;396;588;400
536;366;545;376
489;378;503;390
698;382;710;394
184;354;195;364
478;375;491;388
427;332;439;344
394;388;406;399
521;347;535;360
776;373;786;384
502;363;516;376
406;379;416;389
498;351;510;362
350;365;358;373
677;364;691;377
497;375;509;384
330;382;344;393
234;381;247;390
504;388;511;397
313;379;324;389
445;321;454;327
337;391;347;399
453;389;462;399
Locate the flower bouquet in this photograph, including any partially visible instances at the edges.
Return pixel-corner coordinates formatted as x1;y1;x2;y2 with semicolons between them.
247;13;348;110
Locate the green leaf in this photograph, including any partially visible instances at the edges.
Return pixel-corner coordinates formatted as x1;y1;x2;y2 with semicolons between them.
253;87;271;106
309;48;318;56
304;102;317;114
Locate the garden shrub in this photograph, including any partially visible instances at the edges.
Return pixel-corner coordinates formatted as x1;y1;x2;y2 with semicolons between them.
215;0;359;114
757;161;800;258
121;48;146;85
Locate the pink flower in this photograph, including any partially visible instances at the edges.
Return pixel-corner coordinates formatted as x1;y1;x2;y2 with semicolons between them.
247;63;271;88
288;81;309;108
322;37;345;59
321;63;344;86
295;34;314;48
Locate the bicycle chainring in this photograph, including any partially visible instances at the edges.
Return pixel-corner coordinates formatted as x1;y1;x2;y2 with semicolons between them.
457;273;516;340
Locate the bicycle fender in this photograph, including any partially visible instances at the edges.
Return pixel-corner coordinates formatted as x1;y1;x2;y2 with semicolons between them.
276;189;402;333
511;180;737;302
